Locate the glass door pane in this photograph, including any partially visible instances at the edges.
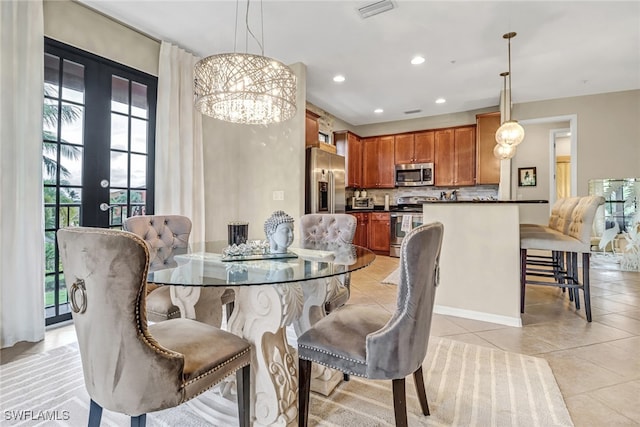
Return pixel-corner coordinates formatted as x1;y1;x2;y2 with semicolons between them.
43;39;157;325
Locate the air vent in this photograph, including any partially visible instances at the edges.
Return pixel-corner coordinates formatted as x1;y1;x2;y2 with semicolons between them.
358;0;395;19
404;109;422;115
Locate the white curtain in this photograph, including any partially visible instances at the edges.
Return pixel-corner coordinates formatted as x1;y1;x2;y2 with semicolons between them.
155;42;205;242
0;1;46;348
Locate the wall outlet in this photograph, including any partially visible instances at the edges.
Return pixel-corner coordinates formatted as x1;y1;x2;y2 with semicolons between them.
273;190;284;201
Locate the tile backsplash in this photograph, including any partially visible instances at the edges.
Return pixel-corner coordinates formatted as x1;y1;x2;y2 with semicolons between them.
348;185;499;205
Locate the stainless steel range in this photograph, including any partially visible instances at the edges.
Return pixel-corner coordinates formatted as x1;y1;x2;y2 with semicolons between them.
389;196;438;257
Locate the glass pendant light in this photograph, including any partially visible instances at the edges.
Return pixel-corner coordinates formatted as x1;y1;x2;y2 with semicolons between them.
495;32;525;148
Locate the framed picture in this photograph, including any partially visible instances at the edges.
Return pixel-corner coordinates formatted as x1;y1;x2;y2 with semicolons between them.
518;167;537;187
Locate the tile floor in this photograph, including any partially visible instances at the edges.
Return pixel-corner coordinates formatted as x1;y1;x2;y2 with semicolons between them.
2;255;639;426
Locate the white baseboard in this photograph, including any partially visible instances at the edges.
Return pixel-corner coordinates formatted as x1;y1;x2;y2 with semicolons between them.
434;305;522;328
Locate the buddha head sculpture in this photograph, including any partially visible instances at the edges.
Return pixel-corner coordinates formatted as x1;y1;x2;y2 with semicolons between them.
264;210;295;254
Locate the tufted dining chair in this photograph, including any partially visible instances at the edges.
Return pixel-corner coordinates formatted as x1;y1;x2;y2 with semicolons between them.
57;227;251;427
299;213;357;313
298;222;444;427
123;215;233;326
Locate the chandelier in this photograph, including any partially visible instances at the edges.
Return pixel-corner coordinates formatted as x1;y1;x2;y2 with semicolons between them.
494;32;525;158
194;0;297;125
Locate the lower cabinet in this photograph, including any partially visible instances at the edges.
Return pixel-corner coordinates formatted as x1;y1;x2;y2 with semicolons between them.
352;212;369;247
368;212;390;254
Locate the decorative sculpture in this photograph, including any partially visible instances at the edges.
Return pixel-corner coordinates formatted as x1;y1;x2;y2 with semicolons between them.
264;210;294;254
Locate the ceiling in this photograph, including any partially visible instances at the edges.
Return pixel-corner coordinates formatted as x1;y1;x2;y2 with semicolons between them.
78;0;640;126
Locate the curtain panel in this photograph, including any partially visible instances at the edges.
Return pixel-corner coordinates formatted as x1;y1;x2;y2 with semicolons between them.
155;42;205;242
0;1;46;348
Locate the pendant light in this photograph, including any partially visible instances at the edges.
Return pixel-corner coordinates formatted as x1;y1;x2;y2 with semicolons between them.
495;32;525;148
493;71;516;159
194;0;297;125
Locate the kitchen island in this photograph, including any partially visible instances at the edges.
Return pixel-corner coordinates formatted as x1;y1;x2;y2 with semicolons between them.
423;200;547;327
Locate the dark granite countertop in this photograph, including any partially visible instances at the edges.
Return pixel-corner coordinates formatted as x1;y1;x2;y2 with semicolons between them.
422;200;548;204
346;200;547;212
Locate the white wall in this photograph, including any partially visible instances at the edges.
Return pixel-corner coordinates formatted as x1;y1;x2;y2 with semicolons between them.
515;90;640;195
202;63;307;241
43;0;159;76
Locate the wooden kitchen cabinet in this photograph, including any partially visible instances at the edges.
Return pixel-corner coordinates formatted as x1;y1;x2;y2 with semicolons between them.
434;129;455;186
351;212;369;247
414;130;435;163
305;110;320;146
362;136;395;188
395;131;434;164
454;126;476;186
368;212;390;253
335;131;362;188
394;133;415;164
476;112;501;184
434;126;476;186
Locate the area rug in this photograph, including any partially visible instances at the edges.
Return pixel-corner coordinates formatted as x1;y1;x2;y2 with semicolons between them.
381;267;400;285
0;337;573;426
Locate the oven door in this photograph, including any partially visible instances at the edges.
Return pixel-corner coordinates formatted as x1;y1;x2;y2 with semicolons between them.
390;213;424;247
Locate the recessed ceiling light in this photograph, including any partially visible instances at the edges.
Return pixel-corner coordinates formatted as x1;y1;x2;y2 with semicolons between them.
435;98;446;104
374;108;384;114
411;56;425;65
333;75;345;83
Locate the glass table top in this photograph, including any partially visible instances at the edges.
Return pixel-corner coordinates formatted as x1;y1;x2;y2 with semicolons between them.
147;240;376;287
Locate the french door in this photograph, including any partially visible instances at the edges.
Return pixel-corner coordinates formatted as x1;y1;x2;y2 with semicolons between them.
43;39;157;325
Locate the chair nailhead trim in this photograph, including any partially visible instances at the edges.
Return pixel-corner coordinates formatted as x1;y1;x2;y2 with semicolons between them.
299;353;364;378
183;347;251;387
298;343;365;366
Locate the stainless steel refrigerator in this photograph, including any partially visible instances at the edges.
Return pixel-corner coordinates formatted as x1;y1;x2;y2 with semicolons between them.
305;147;346;214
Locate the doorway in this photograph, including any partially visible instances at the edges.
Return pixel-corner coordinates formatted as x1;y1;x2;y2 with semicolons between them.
43;39;157;324
552;128;573;201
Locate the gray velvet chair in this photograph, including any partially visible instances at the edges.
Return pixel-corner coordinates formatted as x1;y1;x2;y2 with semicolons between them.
57;227;251;427
297;222;444;427
123;215;234;325
299;213;357;313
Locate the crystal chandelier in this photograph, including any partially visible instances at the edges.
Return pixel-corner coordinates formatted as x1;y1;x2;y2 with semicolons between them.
194;0;297;125
494;32;525;156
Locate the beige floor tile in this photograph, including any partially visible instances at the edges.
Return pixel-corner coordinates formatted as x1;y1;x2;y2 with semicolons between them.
429;314;470;337
560;340;640;379
443;315;507;333
565;394;639;426
436;332;502;350
589;380;640;422
475;327;562;355
596;312;640;335
522;318;634;350
541;350;627;396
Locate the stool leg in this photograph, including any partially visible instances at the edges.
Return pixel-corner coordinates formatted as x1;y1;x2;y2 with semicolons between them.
571;252;580;310
583;252;592;322
520;249;527;313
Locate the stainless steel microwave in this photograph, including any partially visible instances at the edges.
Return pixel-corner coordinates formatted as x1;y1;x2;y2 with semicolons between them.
395;163;434;186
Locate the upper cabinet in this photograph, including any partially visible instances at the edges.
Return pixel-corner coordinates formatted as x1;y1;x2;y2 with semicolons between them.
362;136;395;188
434;126;476;186
305;109;320;146
395;131;434;164
476;112;501;184
335;131;362;188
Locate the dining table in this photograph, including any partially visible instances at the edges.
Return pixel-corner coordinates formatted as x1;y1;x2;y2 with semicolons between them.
147;239;376;427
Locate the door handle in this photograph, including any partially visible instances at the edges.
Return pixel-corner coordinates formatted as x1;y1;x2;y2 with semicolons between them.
99;203;115;211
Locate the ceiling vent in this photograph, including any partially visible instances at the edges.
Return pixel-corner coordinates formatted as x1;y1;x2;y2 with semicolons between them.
358;0;395;19
404;109;422;115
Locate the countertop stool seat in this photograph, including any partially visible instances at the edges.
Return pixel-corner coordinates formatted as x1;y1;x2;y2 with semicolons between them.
520;196;604;321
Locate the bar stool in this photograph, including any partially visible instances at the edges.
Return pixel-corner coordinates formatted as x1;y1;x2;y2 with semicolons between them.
520;196;604;321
